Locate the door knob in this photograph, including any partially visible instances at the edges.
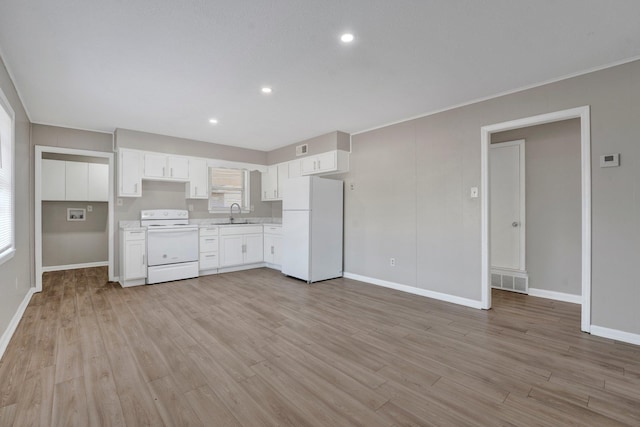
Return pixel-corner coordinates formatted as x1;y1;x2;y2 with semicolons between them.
512;222;519;227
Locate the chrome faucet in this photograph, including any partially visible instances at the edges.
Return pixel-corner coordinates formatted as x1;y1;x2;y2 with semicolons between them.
229;203;242;223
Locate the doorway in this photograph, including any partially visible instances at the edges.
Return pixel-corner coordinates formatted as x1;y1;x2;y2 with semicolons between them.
480;106;591;332
490;139;527;293
35;146;115;292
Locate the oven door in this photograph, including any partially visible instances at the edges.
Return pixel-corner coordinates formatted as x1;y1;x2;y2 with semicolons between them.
146;227;199;266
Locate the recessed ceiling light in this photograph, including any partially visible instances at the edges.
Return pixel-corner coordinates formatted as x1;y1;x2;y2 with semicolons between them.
261;87;272;94
340;33;354;43
209;118;218;124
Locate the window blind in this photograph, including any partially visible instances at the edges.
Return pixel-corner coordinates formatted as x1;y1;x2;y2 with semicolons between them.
208;167;248;210
0;109;14;258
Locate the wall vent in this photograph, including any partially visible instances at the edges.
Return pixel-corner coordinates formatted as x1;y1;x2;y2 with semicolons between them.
295;144;308;156
491;270;528;294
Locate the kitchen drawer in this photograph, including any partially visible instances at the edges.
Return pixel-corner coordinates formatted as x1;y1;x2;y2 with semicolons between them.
200;236;219;252
263;225;282;235
219;225;263;236
124;230;146;241
200;252;219;270
199;226;219;236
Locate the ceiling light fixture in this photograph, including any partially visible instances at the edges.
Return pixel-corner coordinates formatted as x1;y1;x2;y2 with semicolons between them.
261;87;272;94
209;118;218;124
340;33;354;43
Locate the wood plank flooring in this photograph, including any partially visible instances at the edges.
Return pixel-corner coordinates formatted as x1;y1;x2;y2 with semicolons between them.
1;267;639;426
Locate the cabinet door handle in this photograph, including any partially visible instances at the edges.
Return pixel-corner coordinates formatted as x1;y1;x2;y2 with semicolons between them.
171;168;174;177
142;254;145;265
263;191;267;199
317;160;321;170
134;183;138;193
195;185;198;195
162;166;166;176
273;189;277;198
242;244;246;253
271;246;274;255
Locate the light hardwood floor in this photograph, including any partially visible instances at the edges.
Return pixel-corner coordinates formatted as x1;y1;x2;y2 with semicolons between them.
1;267;639;426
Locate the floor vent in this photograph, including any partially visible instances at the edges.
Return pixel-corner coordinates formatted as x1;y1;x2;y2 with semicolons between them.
491;270;528;294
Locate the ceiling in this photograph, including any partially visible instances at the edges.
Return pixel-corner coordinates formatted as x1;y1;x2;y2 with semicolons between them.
1;1;640;151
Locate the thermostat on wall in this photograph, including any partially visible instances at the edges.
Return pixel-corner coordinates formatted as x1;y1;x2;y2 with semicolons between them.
600;153;620;168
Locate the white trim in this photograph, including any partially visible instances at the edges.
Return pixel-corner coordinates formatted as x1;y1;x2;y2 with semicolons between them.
343;272;482;309
41;261;109;272
480;106;591;333
0;288;35;361
0;51;33;122
527;288;581;304
35;145;115;292
490;139;526;271
351;54;640;137
590;325;640;347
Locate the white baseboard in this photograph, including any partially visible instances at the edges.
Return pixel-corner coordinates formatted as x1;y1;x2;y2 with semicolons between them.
42;261;108;272
591;325;640;346
528;288;581;304
343;272;482;309
0;287;35;361
218;263;266;274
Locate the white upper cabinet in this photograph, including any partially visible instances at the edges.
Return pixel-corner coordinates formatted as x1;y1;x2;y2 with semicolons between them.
41;159;66;200
187;158;208;199
168;156;189;179
143;153;189;180
119;149;142;197
261;165;278;201
277;163;289;199
301;150;349;176
65;161;89;200
42;159;109;201
88;163;109;201
288;159;302;179
143;153;166;178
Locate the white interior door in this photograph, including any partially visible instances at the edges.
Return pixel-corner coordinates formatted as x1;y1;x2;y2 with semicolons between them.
490;140;525;271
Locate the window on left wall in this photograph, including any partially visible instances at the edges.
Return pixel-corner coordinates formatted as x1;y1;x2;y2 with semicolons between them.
0;87;15;265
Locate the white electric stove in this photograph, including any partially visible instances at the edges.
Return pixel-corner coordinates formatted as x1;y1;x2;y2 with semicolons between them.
141;209;199;284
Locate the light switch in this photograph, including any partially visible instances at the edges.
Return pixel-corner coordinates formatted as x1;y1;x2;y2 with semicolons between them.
116;199;123;206
87;205;93;212
470;187;479;198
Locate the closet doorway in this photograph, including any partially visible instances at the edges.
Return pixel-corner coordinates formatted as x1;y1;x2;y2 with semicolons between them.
35;146;115;292
480;106;591;332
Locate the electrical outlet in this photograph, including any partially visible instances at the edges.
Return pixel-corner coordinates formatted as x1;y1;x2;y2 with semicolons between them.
390;258;396;267
350;182;355;191
87;205;93;212
188;204;194;212
470;187;479;198
117;198;123;206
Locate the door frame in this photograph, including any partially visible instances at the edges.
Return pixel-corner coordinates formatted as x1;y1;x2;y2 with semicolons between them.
34;145;115;292
480;106;591;332
490;139;526;273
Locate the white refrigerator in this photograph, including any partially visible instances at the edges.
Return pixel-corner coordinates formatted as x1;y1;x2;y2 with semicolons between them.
282;176;343;283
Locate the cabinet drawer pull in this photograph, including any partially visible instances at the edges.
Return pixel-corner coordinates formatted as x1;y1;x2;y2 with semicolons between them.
204;254;216;258
162;167;166;176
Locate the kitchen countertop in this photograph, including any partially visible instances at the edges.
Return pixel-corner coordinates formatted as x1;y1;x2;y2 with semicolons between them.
120;218;282;230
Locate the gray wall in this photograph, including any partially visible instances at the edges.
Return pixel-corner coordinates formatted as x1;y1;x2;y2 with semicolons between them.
32;123;112;152
492;120;581;296
0;55;32;341
267;131;350;164
42;202;108;267
115;128;267;164
344;59;640;336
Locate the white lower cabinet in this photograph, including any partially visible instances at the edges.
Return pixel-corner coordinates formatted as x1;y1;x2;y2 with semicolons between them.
219;225;263;268
120;229;147;287
263;225;282;269
199;226;219;273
